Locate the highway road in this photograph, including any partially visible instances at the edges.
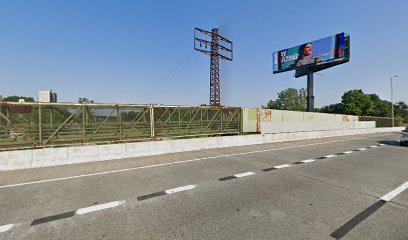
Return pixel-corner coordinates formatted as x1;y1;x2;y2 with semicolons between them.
0;132;407;240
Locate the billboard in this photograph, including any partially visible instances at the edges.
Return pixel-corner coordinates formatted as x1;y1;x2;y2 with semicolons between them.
273;33;350;77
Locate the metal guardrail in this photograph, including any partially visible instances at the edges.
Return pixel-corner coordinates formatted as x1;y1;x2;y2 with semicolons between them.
0;102;241;150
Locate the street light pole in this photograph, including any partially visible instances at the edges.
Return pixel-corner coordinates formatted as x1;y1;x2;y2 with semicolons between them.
391;75;398;127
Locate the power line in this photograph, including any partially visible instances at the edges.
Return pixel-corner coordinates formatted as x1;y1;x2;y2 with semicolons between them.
138;53;199;103
140;0;322;105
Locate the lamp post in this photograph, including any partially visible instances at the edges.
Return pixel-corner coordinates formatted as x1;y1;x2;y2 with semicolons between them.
391;75;398;127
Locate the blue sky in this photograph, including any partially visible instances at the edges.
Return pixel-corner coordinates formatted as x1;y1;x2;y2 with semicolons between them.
1;0;407;107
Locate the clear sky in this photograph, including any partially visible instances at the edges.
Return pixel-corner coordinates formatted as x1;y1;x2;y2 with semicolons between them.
1;0;407;108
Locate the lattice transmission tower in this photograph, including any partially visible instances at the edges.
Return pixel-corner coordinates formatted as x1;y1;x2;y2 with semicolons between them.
194;28;233;106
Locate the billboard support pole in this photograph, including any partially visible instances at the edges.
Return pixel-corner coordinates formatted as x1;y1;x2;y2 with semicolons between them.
307;68;314;112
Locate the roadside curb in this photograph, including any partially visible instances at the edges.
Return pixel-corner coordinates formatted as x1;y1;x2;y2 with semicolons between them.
0;127;403;171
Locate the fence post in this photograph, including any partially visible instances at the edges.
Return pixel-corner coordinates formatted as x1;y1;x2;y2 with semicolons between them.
50;108;53;128
82;106;86;143
178;107;181;135
6;107;9;127
150;105;155;139
239;108;243;134
117;106;122;140
200;108;203;134
220;108;223;133
38;105;42;146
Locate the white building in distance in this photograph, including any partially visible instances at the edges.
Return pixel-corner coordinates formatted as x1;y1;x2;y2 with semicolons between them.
38;90;57;103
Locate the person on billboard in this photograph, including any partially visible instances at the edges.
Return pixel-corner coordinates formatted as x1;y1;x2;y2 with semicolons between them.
295;43;321;67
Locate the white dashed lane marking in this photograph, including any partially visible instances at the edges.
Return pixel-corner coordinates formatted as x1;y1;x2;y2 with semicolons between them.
0;224;14;233
76;201;125;215
263;164;292;172
301;159;315;163
380;181;408;202
219;172;256;181
138;184;198;200
234;172;255;178
273;164;291;169
165;185;197;194
331;181;408;239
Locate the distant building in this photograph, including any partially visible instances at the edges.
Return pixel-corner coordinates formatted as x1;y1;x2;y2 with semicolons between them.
38;90;58;103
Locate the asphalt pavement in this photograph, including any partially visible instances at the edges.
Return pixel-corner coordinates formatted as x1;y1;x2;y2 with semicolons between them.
0;132;407;240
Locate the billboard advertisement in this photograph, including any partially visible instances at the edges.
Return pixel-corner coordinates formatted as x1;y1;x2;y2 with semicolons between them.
273;33;349;75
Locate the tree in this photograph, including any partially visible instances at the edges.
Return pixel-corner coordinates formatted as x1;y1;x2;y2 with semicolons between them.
368;94;391;117
264;88;307;111
319;103;344;114
395;101;408;123
2;96;35;102
318;89;407;124
78;97;94;104
341;89;374;116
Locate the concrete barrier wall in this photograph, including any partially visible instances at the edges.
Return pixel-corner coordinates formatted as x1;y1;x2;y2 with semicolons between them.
241;108;258;133
0;127;403;172
256;109;374;134
262;121;376;134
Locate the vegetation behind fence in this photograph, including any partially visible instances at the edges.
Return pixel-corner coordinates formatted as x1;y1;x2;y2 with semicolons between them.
0;102;241;150
358;116;405;127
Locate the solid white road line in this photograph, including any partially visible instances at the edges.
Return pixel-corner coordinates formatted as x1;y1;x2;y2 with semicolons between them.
343;151;354;154
0;224;14;233
165;185;197;194
274;164;291;169
324;155;336;158
234;172;255;178
0;134;390;190
380;181;408;202
76;201;125;215
301;159;315;163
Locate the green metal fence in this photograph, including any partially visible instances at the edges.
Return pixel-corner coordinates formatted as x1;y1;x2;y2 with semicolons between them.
0;102;241;150
358;116;405;128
